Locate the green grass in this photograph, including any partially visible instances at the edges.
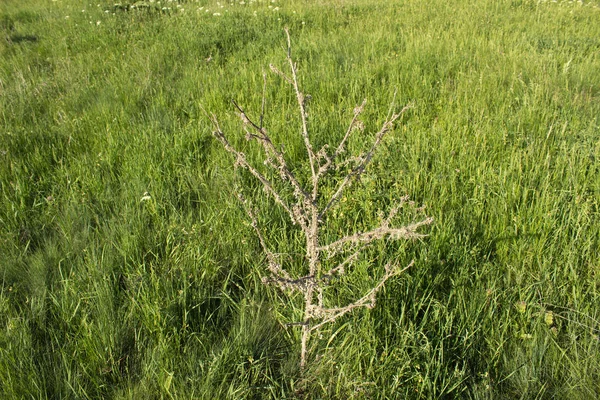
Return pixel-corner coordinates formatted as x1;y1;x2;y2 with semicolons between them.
1;0;599;398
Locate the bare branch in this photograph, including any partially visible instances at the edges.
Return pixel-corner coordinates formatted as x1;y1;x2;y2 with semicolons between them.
209;115;298;224
334;99;367;161
319;105;411;220
238;194;291;282
314;99;367;180
316;144;333;178
323;242;369;276
319;217;434;255
383;195;411;226
284;27;317;197
269;63;293;85
262;273;317;292
308;260;414;332
231;100;314;214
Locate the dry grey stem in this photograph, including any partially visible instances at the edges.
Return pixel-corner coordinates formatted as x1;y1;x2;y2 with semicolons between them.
208;30;432;371
320;217;435;256
334;98;367;160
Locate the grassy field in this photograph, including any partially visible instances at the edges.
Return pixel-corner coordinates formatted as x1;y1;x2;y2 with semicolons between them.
1;0;599;398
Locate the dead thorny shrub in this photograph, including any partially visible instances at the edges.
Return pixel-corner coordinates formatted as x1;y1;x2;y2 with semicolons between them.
208;29;433;371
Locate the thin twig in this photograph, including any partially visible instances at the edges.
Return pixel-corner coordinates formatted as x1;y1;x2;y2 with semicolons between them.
284;27;317;197
319;105;411;220
333;99;367;161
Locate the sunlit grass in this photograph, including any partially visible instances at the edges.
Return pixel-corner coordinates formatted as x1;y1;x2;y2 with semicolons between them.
1;0;599;398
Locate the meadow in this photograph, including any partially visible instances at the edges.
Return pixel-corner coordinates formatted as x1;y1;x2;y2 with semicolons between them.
1;0;599;398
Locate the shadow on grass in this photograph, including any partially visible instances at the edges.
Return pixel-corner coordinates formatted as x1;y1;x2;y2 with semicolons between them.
8;34;38;44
